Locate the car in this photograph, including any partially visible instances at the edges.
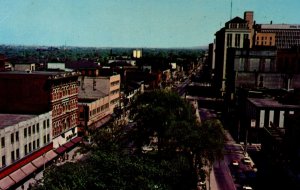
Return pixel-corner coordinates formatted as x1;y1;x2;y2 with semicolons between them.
242;185;253;190
231;159;239;167
242;157;251;165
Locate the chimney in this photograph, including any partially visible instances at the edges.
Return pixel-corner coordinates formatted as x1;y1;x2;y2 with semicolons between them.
244;11;254;29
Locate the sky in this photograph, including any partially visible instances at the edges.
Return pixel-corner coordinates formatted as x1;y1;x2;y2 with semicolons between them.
1;0;300;48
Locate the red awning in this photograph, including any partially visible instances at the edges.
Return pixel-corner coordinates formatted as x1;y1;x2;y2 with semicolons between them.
0;176;15;190
63;141;75;149
32;155;46;168
20;163;37;176
71;136;82;144
45;150;58;160
55;146;67;154
9;169;26;183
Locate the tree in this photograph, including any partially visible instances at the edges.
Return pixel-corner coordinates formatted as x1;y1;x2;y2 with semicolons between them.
198;119;225;190
130;90;198;154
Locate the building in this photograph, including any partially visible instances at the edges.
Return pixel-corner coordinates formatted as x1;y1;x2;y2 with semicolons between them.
0;71;80;148
0;112;57;189
254;24;300;49
14;63;35;72
77;74;120;132
246;97;300;129
214;12;252;95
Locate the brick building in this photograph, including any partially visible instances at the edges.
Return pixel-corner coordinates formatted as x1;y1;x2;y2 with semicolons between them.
0;71;80;148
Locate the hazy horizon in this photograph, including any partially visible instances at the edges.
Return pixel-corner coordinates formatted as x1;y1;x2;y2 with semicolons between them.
1;0;300;48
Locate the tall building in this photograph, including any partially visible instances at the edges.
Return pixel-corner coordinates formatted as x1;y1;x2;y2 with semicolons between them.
254;24;300;49
0;71;80;148
214;14;252;95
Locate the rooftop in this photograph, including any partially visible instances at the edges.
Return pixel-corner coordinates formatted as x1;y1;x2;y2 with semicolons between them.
248;98;300;109
0;114;37;129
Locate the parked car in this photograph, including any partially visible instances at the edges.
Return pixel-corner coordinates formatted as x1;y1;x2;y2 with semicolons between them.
242;185;253;190
242;157;251;166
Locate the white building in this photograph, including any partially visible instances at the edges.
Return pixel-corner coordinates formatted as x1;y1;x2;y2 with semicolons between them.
0;112;52;168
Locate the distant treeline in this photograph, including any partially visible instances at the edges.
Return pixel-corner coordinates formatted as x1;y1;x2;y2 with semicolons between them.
0;45;207;63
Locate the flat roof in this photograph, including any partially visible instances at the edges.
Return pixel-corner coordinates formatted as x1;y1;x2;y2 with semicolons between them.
260;24;300;30
248;98;300;109
0;114;37;129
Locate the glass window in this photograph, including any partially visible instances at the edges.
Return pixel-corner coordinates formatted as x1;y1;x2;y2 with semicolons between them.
24;144;28;155
32;125;35;134
2;156;5;167
16;132;19;142
28;126;31;136
37;123;40;133
11;133;14;144
24;128;27;138
37;139;40;148
16;149;20;160
11;151;15;162
47;119;50;128
29;143;32;152
1;137;5;148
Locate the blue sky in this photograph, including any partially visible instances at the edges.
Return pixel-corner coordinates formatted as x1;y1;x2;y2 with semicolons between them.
0;0;300;48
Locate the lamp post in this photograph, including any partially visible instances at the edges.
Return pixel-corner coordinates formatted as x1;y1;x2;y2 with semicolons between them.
43;153;46;171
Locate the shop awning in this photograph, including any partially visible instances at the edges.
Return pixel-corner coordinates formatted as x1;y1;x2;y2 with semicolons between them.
32;155;46;168
71;136;82;144
0;176;15;190
9;169;26;183
21;163;37;176
55;146;67;154
45;150;58;160
63;141;75;149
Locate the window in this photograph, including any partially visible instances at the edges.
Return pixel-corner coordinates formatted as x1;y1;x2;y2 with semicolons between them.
227;33;232;47
47;119;50;128
28;126;31;136
37;139;40;148
1;137;5;148
44;135;46;144
43;120;46;129
29;143;32;152
47;134;50;142
11;133;14;144
24;128;27;138
11;151;15;162
235;34;240;47
24;144;28;155
16;149;20;160
37;123;40;133
16;132;19;142
2;156;5;167
33;141;36;150
32;124;35;134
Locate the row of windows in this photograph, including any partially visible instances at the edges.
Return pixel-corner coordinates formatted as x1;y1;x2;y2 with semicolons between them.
110;89;119;95
1;133;50;168
89;103;109;117
110;98;120;105
53;100;77;117
52;83;77;100
227;33;249;48
110;80;120;86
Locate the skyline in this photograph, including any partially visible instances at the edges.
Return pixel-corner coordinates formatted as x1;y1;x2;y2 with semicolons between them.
1;0;300;48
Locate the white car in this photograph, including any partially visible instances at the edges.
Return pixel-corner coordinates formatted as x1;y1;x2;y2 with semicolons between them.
242;185;253;190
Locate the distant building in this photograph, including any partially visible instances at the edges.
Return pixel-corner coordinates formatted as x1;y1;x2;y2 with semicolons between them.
254;24;300;49
133;49;142;58
77;74;120;132
14;63;35;72
0;71;80;148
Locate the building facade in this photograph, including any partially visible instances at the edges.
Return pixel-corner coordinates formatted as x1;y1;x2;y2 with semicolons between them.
0;112;57;189
77;74;120;132
0;71;80;148
214;14;252;95
254;24;300;49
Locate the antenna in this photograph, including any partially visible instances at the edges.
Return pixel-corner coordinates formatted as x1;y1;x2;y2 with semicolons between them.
230;0;233;19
